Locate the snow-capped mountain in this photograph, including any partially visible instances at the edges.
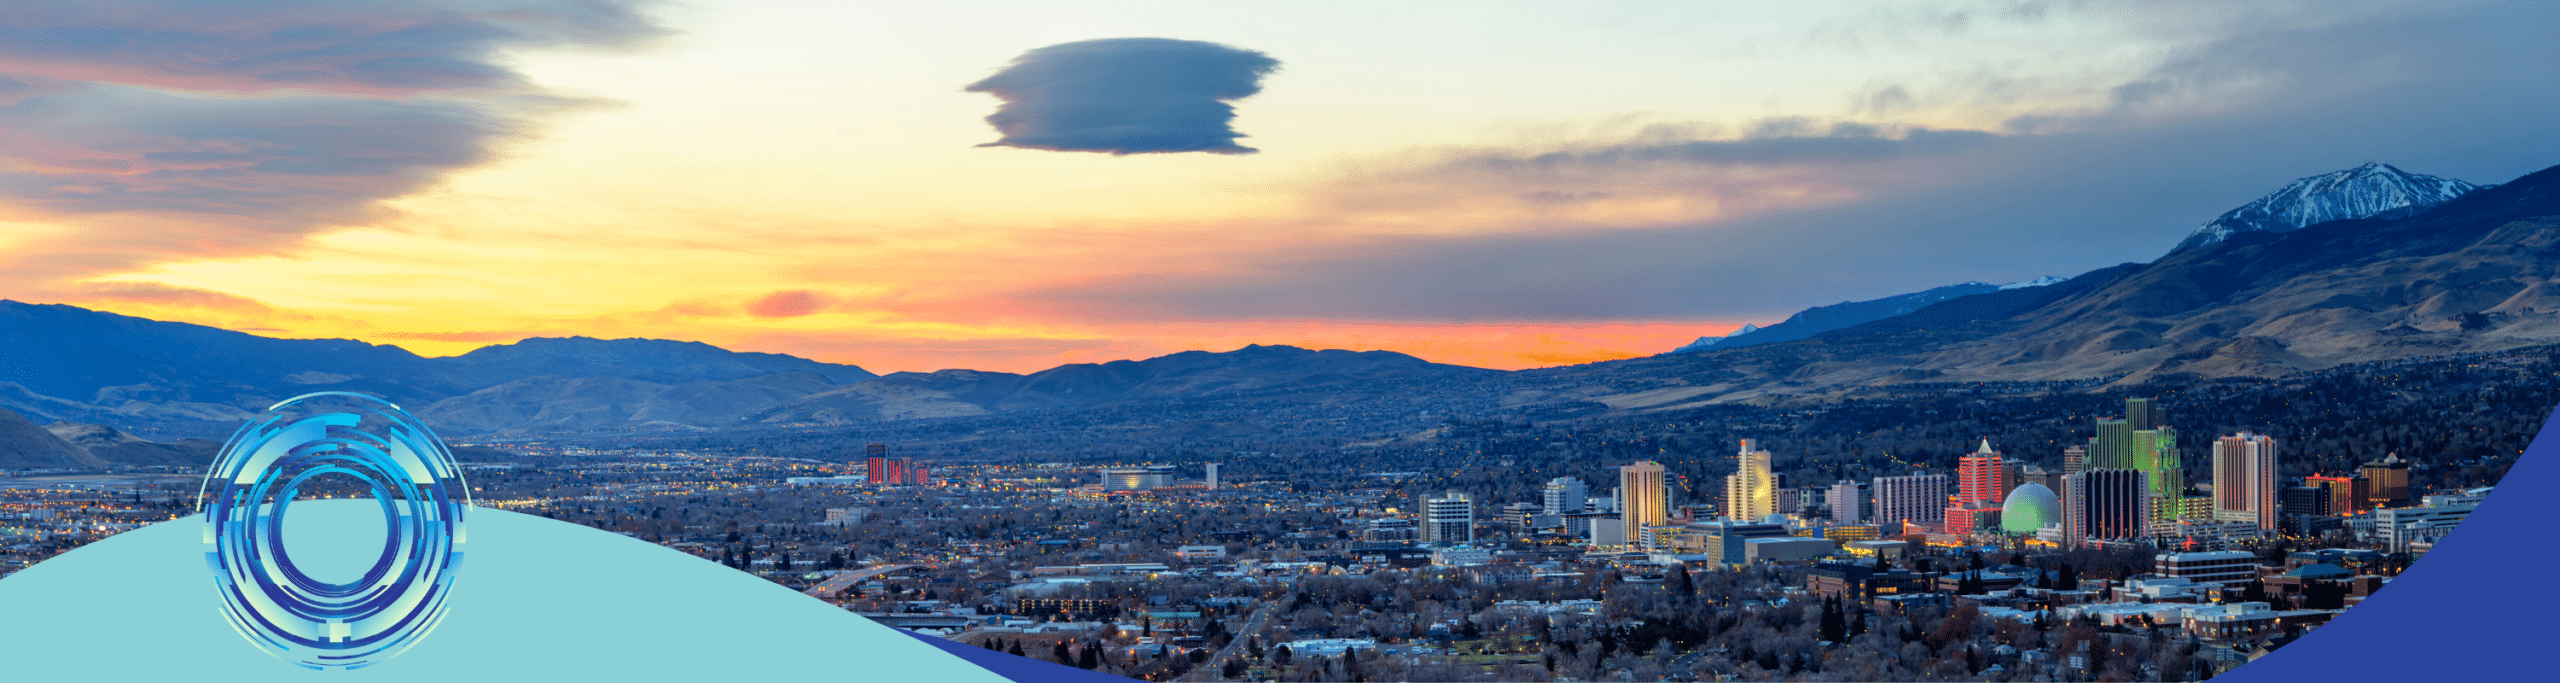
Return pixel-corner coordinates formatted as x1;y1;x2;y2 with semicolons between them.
2171;162;2487;252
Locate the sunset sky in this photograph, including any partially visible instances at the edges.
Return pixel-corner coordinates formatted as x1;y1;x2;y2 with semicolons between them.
2;0;2556;373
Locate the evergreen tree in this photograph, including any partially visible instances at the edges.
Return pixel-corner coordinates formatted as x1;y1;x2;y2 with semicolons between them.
1007;641;1024;657
2058;562;2080;590
1077;641;1100;669
1819;597;1847;642
1053;641;1073;665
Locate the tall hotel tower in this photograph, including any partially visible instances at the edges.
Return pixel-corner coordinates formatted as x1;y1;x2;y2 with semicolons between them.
2212;433;2280;530
1723;440;1775;521
1621;461;1669;530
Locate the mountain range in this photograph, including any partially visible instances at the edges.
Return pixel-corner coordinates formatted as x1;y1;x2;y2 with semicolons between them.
1613;161;2560;399
4;160;2558;448
1673;277;2065;353
0;300;1492;438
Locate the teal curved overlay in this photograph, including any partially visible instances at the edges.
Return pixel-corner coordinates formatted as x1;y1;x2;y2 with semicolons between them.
0;502;1012;682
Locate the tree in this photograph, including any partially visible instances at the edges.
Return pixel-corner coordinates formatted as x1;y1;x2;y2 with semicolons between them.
2057;562;2081;590
1820;597;1848;642
1053;641;1074;665
1007;641;1024;657
1077;641;1100;669
1670;565;1696;600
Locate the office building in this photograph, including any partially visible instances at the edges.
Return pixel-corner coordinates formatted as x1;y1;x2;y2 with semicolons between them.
2306;474;2368;516
1363;517;1418;543
1722;442;1773;522
1623;460;1671;529
2212;433;2280;530
2062;445;2087;476
1543;477;1588;516
2376;500;2476;552
1205;463;1218;491
1502;502;1543;528
2067;469;2150;545
2279;486;2328;534
1873;472;1950;534
2361;454;2411;507
1588;516;1627;547
1674;520;1794;567
1425;491;1474;545
2155;550;2259;587
1829;480;1871;525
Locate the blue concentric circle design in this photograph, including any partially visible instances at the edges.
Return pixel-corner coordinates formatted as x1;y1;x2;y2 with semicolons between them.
198;391;469;670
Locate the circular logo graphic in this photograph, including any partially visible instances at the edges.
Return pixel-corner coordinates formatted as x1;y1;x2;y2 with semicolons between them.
198;392;470;670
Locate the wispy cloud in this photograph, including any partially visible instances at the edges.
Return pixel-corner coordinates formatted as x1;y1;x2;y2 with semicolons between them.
0;0;665;284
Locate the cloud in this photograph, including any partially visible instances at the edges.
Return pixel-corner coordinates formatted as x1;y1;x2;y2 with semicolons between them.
0;1;665;280
0;83;518;222
744;289;832;318
963;38;1279;155
74;281;300;317
1450;122;2005;172
1014;2;2560;324
0;1;661;96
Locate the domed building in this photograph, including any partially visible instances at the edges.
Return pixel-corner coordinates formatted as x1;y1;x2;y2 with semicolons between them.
2001;483;2060;535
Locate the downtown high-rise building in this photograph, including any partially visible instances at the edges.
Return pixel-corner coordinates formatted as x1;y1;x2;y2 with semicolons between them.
1946;439;2014;534
865;443;888;484
2088;398;2183;521
1829;480;1871;525
1873;472;1949;535
2212;433;2280;530
1723;441;1775;522
1621;461;1669;529
2279;485;2329;534
2361;454;2411;506
2306;474;2368;516
1425;491;1475;545
2062;445;2087;476
1543;477;1588;516
1205;463;1219;490
1956;439;2015;505
2065;468;2149;546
